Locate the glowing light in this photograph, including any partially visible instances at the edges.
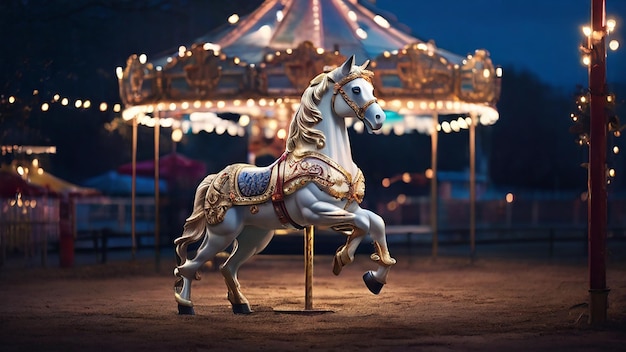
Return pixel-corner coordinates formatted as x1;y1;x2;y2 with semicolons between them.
171;128;183;143
608;168;616;177
238;114;250;127
139;54;147;64
74;99;82;108
41;103;49;111
83;100;91;109
382;178;390;188
276;10;284;22
402;172;411;183
115;67;123;79
506;193;514;203
228;14;239;24
607;19;616;33
496;67;503;78
483;69;490;78
613;146;619;154
425;169;434;179
374;15;390;28
356;28;367;39
582;55;591;66
113;103;121;112
609;39;619;51
582;25;592;37
277;128;287;139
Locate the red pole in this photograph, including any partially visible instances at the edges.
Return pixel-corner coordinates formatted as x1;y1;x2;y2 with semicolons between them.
587;0;609;325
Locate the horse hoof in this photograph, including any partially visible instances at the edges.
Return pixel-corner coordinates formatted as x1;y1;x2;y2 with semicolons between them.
231;303;252;315
363;271;384;295
178;304;195;315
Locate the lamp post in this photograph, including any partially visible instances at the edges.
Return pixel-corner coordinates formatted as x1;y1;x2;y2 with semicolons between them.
587;0;609;325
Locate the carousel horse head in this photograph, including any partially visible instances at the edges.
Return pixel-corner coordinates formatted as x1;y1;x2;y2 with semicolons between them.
326;55;385;132
287;55;386;153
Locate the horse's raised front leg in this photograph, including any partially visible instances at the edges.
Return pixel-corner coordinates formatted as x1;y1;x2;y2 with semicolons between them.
360;208;396;294
332;226;365;275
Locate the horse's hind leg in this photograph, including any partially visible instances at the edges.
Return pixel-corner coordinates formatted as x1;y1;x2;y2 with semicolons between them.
174;228;238;315
220;226;274;314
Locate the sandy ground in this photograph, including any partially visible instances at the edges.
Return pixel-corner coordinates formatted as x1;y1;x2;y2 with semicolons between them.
1;249;625;352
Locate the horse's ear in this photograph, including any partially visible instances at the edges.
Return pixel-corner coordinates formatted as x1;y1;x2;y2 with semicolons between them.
341;55;355;75
360;60;370;70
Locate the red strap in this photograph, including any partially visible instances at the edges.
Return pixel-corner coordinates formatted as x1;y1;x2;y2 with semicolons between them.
271;153;304;230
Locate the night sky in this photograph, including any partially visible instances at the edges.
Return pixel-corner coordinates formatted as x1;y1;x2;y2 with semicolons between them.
375;0;626;89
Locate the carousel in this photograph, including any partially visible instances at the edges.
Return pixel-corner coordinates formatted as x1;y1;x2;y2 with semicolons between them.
116;0;501;298
118;0;500;137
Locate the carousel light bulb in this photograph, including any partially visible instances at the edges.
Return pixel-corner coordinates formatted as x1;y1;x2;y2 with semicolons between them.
238;114;250;127
9;96;16;104
115;66;124;79
100;102;107;111
608;168;616;178
613;146;619;154
41;103;49;111
609;39;619;51
582;25;592;37
374;15;390;28
228;14;240;24
74;99;82;108
139;54;147;64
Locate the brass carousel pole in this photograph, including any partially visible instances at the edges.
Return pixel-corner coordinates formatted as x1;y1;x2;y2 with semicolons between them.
469;112;477;262
304;225;314;310
131;116;138;260
154;113;161;272
430;112;438;259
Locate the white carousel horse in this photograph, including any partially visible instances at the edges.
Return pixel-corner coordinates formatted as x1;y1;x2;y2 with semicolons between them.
173;56;396;315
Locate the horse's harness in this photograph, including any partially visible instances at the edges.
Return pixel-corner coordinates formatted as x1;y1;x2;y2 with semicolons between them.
329;70;377;122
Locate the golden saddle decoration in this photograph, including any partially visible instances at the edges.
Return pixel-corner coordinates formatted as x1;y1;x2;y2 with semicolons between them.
203;151;365;225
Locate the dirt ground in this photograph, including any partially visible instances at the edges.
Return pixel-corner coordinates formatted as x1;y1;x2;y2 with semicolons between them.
1;251;625;352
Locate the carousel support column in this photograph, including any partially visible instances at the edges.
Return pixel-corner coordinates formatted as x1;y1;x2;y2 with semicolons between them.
154;113;161;272
304;225;314;310
588;0;609;325
430;113;439;260
469;111;477;262
131;116;138;260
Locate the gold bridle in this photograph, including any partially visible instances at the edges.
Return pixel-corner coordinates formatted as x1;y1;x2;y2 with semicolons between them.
330;70;377;121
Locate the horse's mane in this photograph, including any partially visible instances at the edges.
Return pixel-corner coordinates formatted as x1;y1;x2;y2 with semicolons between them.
285;72;330;155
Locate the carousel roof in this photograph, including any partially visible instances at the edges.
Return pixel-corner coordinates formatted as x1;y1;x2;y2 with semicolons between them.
118;0;501;136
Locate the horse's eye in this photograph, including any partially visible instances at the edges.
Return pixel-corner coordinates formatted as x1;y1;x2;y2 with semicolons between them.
352;86;361;94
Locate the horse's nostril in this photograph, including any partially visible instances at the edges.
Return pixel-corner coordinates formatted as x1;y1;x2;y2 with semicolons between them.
376;114;381;121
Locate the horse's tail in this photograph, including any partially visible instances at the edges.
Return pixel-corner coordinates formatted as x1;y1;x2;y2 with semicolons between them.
174;174;215;264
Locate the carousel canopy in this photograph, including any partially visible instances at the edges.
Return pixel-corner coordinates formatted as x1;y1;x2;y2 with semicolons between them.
117;0;501;136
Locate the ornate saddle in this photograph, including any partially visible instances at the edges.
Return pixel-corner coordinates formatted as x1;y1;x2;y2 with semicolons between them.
204;151;365;227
